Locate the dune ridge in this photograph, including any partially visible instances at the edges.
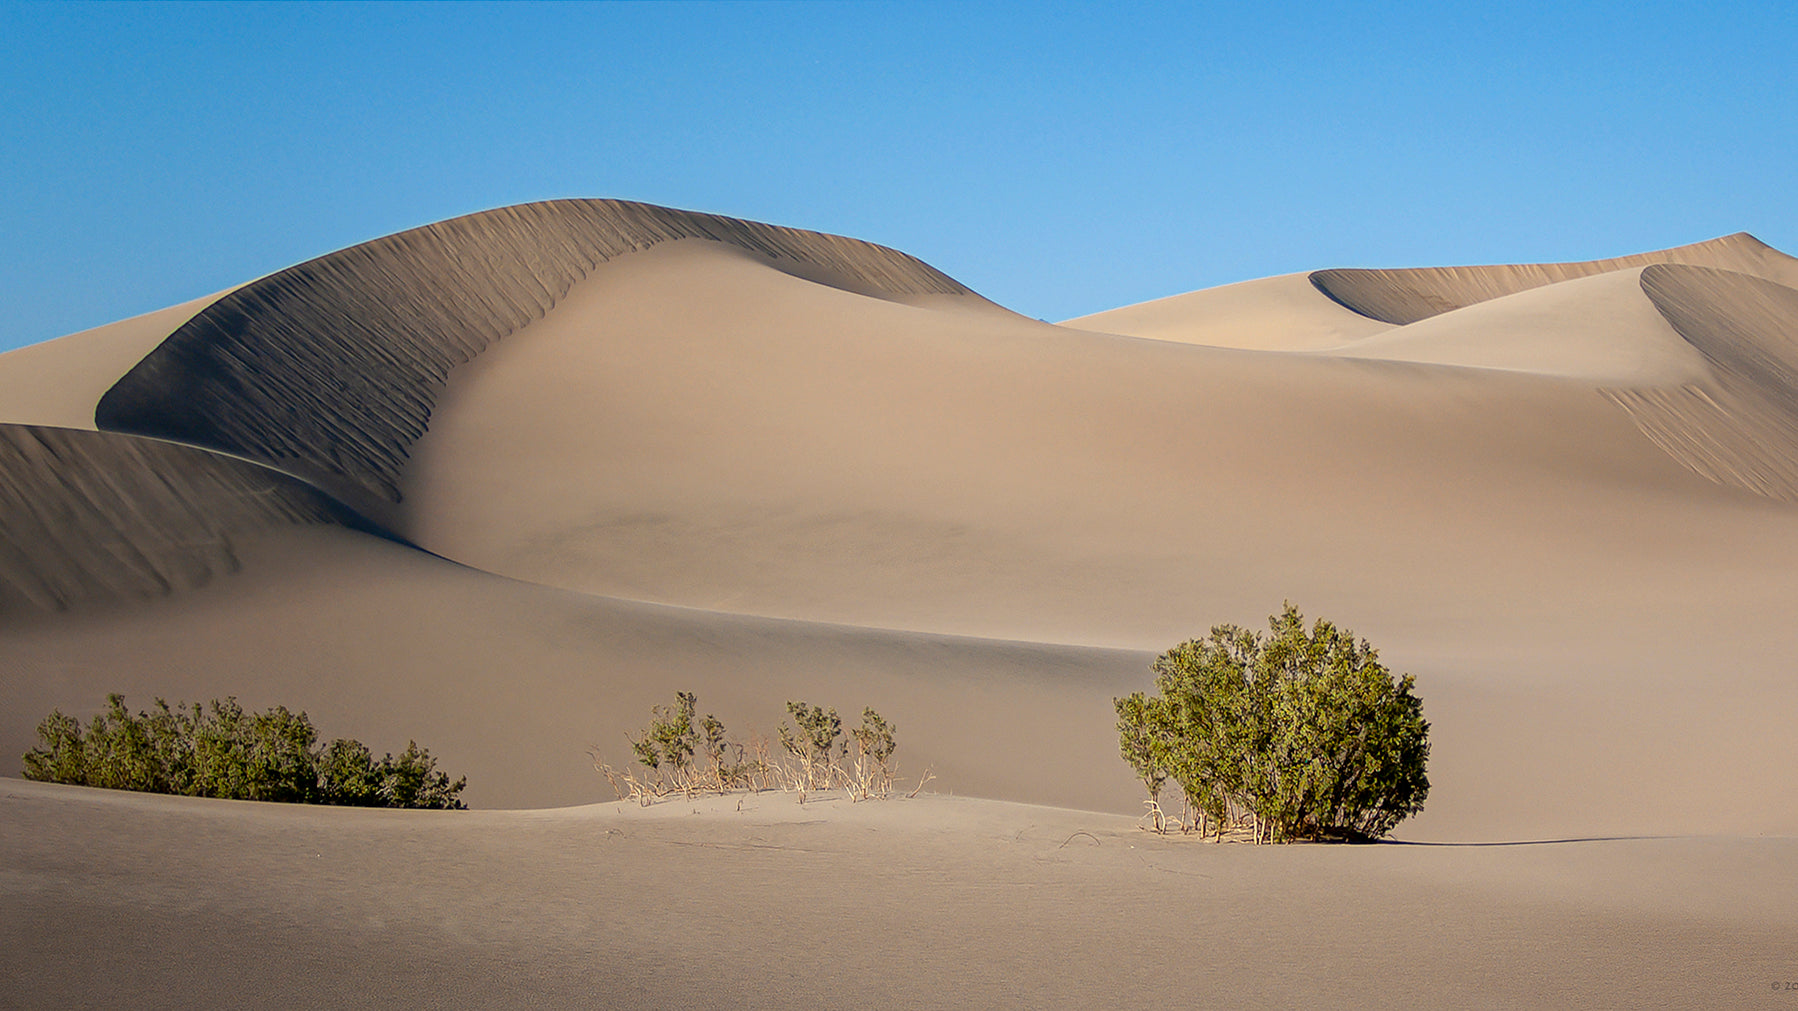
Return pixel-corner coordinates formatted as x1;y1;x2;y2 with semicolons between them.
0;424;350;613
1326;267;1709;382
1600;264;1798;500
94;199;973;520
1310;232;1798;325
1059;272;1396;351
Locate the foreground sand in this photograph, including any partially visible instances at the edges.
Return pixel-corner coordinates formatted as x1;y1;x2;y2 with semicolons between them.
5;779;1793;1008
5;200;1798;1002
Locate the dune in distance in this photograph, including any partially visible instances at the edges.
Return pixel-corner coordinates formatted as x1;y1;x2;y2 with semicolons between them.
5;199;1797;1005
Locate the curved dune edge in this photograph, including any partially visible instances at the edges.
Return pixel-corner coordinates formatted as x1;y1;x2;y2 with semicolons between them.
1601;265;1798;501
1325;267;1711;383
1310;232;1798;325
94;199;977;521
0;286;241;432
0;424;352;613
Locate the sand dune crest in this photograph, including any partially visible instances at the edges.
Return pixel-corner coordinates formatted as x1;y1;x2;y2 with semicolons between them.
1329;267;1709;382
1310;232;1798;325
93;199;977;523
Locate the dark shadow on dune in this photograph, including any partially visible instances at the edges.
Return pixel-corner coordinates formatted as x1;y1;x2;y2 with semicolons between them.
0;423;389;614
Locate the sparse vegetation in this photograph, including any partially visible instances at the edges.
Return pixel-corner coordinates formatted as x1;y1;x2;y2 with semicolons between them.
1116;603;1429;843
595;692;916;804
779;701;842;792
21;693;466;809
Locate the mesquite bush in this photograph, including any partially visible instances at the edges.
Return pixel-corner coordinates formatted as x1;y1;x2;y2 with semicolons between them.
1117;604;1429;843
22;694;466;809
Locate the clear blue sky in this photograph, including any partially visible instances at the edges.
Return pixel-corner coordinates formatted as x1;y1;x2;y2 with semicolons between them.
3;0;1795;350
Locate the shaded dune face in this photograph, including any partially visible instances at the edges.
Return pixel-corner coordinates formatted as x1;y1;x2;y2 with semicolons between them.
94;199;974;524
0;425;351;614
1310;233;1798;325
1604;265;1798;501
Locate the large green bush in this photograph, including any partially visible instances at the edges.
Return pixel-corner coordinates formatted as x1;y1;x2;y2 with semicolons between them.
1116;604;1429;842
21;694;466;810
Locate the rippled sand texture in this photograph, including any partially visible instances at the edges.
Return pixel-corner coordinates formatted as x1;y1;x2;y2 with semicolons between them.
0;424;348;612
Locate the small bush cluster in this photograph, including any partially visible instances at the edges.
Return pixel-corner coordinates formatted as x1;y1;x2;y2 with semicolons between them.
596;692;915;804
22;694;466;810
1116;604;1429;843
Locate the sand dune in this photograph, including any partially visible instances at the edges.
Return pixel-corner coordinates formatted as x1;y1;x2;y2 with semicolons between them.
1325;267;1709;382
4;201;1798;1002
1061;271;1395;350
0;289;231;431
1310;231;1798;324
94;199;982;525
1602;264;1798;500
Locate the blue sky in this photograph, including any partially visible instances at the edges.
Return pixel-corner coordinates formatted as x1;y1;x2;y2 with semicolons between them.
2;1;1794;350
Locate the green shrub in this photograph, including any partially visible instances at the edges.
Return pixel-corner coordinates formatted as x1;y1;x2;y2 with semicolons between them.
848;707;898;799
21;694;466;810
1117;604;1429;842
779;701;841;791
625;690;749;796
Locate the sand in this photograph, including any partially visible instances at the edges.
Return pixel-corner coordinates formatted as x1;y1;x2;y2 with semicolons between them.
4;199;1798;1004
5;781;1792;1008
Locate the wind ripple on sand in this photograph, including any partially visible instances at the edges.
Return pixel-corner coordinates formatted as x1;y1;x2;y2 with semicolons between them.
1602;265;1798;501
0;425;350;613
1310;233;1798;325
94;199;971;520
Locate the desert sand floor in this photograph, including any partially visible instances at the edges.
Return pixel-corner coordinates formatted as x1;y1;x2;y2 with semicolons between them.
5;780;1794;1009
4;200;1798;1004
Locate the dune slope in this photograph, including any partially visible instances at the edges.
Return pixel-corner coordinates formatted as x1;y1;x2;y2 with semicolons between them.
93;199;981;525
1061;271;1395;350
5;782;1794;1008
1602;264;1798;500
1310;231;1798;324
0;424;354;613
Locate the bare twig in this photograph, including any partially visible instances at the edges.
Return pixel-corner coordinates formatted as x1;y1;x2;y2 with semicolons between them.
906;767;937;799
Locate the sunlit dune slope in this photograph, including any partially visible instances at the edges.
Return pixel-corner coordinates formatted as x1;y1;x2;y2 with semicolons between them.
395;235;1798;653
1060;271;1394;350
1326;268;1708;383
